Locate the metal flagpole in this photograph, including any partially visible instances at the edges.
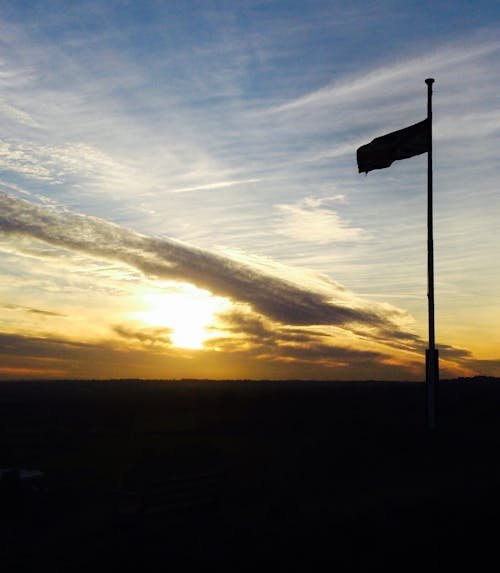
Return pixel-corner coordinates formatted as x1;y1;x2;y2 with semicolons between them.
425;78;438;432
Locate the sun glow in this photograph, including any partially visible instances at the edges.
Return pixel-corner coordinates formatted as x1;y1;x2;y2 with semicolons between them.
137;290;226;349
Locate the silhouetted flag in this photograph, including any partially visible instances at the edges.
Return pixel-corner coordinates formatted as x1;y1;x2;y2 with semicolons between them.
357;119;429;174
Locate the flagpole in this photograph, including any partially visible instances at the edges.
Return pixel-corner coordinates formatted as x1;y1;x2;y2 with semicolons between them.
425;78;438;432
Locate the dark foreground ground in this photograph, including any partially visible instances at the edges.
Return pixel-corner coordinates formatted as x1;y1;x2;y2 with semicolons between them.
1;378;500;571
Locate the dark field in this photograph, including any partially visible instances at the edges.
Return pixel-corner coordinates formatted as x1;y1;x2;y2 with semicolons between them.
1;378;500;570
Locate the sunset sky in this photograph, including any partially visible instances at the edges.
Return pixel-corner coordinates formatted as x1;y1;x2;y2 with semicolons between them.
1;1;499;380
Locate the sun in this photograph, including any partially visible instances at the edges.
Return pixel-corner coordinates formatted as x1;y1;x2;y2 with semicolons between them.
137;289;226;349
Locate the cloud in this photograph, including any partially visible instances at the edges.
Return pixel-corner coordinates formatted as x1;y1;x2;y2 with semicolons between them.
0;192;419;348
254;34;500;169
0;331;101;359
275;196;363;244
207;306;386;367
462;359;500;378
0;328;414;381
0;331;169;380
268;37;499;116
1;303;66;317
211;307;497;379
169;178;262;193
0;139;136;188
0;99;41;128
112;324;173;348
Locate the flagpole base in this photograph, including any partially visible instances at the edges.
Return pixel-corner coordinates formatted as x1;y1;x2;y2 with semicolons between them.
426;348;439;432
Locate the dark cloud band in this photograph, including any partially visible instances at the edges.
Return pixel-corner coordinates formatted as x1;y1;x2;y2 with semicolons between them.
0;192;417;344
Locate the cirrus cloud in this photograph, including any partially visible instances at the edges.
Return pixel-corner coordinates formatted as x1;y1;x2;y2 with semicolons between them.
0;192;418;350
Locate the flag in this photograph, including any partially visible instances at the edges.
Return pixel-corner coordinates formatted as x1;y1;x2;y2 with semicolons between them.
357;119;429;174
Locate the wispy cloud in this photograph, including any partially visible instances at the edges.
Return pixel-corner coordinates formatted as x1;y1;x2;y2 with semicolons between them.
252;34;500;173
206;306;388;367
0;192;418;348
268;36;499;116
1;303;65;317
275;196;363;244
0;99;41;128
169;178;262;193
112;324;173;348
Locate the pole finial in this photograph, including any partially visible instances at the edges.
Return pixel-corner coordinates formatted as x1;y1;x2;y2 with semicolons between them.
425;78;435;85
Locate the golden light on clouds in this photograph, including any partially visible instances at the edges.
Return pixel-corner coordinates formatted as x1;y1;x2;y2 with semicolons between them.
136;289;229;350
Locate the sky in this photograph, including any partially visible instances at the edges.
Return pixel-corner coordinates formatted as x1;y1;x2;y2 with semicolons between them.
0;0;499;381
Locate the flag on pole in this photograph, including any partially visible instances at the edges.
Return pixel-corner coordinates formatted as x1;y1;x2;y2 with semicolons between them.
357;119;429;174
